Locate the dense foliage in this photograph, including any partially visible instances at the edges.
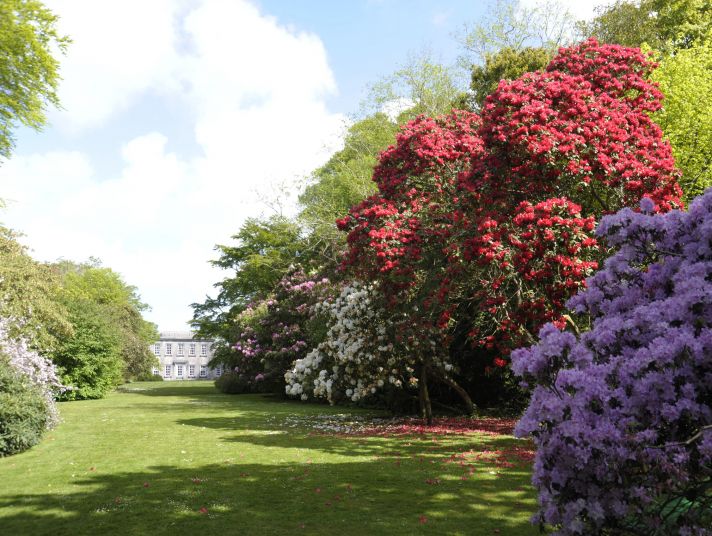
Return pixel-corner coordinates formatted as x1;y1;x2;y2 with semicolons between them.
0;317;64;456
0;0;69;160
214;268;332;395
0;226;72;350
50;261;159;395
51;298;124;400
333;40;682;416
0;356;49;457
513;192;712;534
651;39;712;198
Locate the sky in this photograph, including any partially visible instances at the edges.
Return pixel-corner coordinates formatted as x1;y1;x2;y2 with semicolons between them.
0;0;609;331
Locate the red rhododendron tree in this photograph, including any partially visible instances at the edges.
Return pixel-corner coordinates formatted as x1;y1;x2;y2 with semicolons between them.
336;39;683;415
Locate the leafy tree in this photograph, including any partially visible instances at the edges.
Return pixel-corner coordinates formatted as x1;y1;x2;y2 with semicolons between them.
191;216;306;339
366;52;465;121
0;0;69;160
51;261;159;385
298;113;399;265
468;46;551;109
652;40;712;198
580;0;711;52
458;0;575;66
0;226;72;350
458;0;576;110
51;298;123;400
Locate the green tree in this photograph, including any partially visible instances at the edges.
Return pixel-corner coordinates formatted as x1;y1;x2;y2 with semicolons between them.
0;226;72;350
652;40;712;199
0;0;69;160
580;0;711;52
52;261;159;383
457;0;576;109
458;0;575;66
366;52;466;120
468;46;551;108
51;299;123;400
298;113;399;264
191;216;305;339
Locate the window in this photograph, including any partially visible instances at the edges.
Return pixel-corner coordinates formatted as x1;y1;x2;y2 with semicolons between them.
189;365;195;378
165;343;172;356
215;365;222;377
199;365;207;378
177;343;184;356
164;365;171;378
176;364;184;378
200;343;208;356
153;343;161;356
152;368;160;376
189;343;196;356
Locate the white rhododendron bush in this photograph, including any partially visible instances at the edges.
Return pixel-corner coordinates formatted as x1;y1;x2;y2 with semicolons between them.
285;282;452;403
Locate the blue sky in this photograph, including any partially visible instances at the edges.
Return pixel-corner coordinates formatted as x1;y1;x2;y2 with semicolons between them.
0;0;606;331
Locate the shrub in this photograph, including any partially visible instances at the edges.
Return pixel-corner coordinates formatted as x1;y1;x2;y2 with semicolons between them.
215;372;252;394
0;356;49;456
512;192;712;534
134;372;163;382
0;318;64;427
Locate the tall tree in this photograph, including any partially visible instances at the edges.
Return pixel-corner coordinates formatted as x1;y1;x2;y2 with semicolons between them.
366;52;466;121
298;113;399;265
191;216;306;339
468;46;551;109
652;40;712;198
52;261;159;384
0;0;69;160
580;0;711;52
458;0;575;66
0;225;71;350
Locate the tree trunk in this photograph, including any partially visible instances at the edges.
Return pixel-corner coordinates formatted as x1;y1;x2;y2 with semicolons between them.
419;365;433;425
438;373;476;415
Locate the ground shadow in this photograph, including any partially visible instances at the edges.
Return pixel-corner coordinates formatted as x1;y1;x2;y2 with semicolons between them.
0;458;539;536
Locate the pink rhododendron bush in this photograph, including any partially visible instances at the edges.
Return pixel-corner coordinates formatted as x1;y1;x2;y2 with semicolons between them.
512;192;712;534
0;318;65;455
217;268;333;394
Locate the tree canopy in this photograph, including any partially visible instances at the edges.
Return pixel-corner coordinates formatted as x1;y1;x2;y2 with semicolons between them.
0;0;69;160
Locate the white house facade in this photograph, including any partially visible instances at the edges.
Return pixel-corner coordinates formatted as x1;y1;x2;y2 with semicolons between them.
151;331;223;381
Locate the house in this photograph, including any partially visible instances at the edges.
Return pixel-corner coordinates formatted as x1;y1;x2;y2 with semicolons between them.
151;331;222;380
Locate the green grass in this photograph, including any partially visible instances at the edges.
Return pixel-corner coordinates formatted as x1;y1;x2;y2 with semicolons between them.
0;381;538;535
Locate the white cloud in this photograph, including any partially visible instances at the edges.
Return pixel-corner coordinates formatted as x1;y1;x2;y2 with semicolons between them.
0;0;345;330
46;0;184;131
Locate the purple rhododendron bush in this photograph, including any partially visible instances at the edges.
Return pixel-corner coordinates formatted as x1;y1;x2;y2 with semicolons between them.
512;191;712;535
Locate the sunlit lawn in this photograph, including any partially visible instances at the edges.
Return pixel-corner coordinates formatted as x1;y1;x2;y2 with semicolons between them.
0;381;538;535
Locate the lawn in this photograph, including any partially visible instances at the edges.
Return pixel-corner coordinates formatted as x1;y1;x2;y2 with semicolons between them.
0;381;538;535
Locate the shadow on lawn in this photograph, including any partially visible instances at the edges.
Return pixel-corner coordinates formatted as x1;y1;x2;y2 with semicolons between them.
0;458;538;536
176;414;533;462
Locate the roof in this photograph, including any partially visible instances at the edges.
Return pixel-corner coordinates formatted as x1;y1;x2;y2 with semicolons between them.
158;331;214;342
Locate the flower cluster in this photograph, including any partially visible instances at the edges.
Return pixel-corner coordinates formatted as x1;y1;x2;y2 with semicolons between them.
512;193;712;534
224;268;332;393
465;198;599;359
0;318;65;428
285;283;449;403
472;38;682;213
337;39;683;380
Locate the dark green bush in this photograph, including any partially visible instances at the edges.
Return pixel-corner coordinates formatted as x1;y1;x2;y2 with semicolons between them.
215;372;252;394
0;361;49;456
134;372;163;382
